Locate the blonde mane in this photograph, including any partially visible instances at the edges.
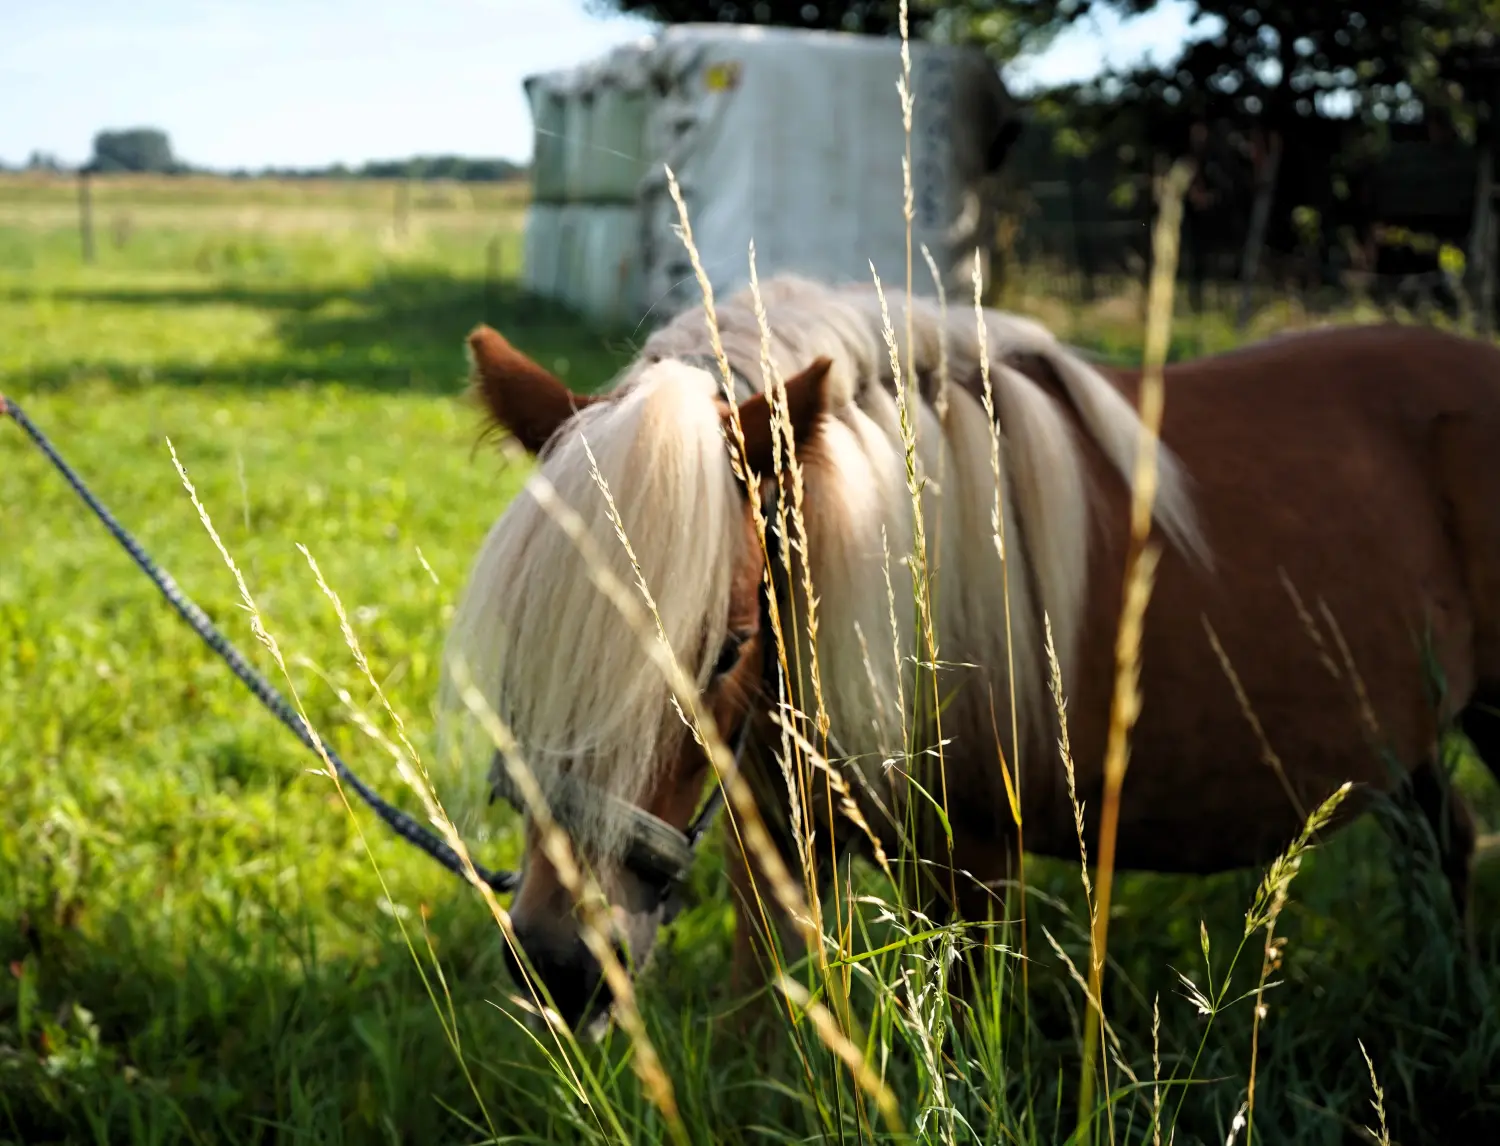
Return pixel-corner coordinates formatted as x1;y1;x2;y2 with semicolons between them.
439;273;1207;858
439;360;748;860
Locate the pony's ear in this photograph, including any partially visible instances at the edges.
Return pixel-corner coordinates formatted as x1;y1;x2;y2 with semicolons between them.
466;325;601;454
734;356;833;479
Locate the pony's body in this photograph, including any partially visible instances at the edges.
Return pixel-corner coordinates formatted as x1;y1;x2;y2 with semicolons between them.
958;324;1500;884
445;275;1500;1028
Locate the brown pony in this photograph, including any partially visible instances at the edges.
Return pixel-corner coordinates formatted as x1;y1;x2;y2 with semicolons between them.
437;273;1500;1032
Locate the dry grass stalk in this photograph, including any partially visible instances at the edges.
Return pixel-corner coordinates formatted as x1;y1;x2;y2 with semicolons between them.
661;164;903;1092
1076;156;1195;1143
748;246;829;745
972;258;1023;815
1241;781;1351;1145
281;579;641;1136
870;269;952;887
1201;616;1306;821
659;168;835;982
919;242;956;701
449;660;686;1143
524;472;815;949
1152;993;1163;1146
1277;567;1342;681
1358;1039;1392;1146
298;544;427;779
972;256;1033;995
920;243;952;424
776;974;903;1134
881;525;909;742
745;244;829;930
288;654;512;1139
897;0;915;390
1046;614;1092;912
772;710;893;883
166;443;601;1136
1317;599;1384;745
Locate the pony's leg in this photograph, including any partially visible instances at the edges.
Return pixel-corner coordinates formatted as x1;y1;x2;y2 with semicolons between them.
1459;694;1500;791
1459;695;1500;915
916;834;1024;1022
1406;756;1479;950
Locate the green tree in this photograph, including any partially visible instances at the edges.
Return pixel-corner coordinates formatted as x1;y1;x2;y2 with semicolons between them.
590;0;933;35
88;128;179;174
1054;2;1496;129
1050;3;1500;324
587;0;1067;59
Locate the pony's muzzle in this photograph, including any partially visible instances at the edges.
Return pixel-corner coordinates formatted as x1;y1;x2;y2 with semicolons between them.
504;926;618;1033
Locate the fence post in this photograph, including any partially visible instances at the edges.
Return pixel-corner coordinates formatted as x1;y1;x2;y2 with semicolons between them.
1068;156;1096;303
394;180;410;241
484;233;502;319
1237;128;1282;331
78;169;96;265
1470;98;1497;338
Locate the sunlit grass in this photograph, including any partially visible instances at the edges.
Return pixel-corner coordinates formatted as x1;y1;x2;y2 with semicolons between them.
2;156;1499;1145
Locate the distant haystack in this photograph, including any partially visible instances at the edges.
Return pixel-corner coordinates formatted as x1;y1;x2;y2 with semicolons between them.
520;24;1023;327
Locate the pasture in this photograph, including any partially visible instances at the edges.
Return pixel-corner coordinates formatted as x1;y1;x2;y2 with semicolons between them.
1;172;1498;1145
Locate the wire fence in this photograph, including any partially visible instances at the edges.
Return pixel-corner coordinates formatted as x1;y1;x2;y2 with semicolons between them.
991;209;1475;335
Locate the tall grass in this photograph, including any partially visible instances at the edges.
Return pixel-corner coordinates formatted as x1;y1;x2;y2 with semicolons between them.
2;36;1499;1146
358;8;1495;1144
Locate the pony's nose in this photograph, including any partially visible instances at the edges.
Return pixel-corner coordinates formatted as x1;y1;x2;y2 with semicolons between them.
504;927;613;1031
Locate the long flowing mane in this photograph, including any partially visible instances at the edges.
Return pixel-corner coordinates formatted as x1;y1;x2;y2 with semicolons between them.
439;274;1205;858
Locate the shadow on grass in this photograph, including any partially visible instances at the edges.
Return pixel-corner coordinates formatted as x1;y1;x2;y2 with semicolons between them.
6;273;647;398
0;896;562;1144
0;851;777;1146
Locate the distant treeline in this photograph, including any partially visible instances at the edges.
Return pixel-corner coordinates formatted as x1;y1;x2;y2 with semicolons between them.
2;129;529;184
227;156;530;182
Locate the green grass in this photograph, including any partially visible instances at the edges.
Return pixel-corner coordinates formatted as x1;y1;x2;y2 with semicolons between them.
2;175;1498;1146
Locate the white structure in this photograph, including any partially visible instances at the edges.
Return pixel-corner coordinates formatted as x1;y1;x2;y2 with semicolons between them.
520;24;1020;327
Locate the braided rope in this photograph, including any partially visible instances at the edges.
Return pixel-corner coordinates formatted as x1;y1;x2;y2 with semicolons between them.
2;392;519;894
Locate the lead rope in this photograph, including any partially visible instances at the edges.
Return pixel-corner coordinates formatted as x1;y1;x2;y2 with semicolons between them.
1;392;519;894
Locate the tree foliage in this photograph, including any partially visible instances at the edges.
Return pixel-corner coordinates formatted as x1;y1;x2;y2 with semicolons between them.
88;128;180;175
591;0;919;33
1060;1;1499;134
587;0;1067;59
591;0;1498;127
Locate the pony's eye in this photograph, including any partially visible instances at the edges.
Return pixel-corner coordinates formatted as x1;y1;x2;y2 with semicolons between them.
712;631;750;677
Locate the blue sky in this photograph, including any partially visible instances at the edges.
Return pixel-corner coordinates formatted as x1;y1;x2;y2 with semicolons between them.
0;0;1208;170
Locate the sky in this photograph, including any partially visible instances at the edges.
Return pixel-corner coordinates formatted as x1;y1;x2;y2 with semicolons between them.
0;0;1211;171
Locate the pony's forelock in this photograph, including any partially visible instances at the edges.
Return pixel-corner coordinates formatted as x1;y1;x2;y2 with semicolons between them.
439;359;745;862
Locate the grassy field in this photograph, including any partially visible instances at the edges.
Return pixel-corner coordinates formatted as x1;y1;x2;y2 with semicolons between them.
1;173;1498;1146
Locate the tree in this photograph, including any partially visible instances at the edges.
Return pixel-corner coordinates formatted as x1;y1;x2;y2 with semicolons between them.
587;0;1067;59
89;128;179;174
590;0;932;35
1025;2;1500;321
25;151;64;173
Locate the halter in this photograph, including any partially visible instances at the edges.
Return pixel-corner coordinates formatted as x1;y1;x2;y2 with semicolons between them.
1;353;788;904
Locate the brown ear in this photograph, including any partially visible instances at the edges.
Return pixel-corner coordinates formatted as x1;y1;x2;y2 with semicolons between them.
466;325;601;454
735;356;833;479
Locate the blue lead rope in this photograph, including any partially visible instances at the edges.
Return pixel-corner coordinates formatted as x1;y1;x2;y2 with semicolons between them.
1;392;518;895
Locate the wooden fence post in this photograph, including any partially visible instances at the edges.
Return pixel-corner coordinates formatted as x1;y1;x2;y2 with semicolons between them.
1470;93;1498;338
394;180;410;241
484;233;502;318
78;169;96;265
1237;128;1283;331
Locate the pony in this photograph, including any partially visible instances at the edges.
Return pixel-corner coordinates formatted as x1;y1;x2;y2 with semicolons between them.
438;272;1500;1032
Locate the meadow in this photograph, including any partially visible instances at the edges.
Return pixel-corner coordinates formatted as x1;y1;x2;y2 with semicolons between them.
1;171;1498;1146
